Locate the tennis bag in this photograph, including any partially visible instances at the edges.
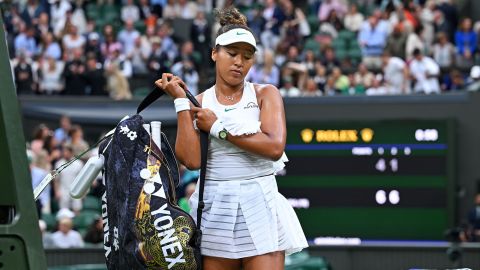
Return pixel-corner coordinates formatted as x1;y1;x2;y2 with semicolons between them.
100;89;208;270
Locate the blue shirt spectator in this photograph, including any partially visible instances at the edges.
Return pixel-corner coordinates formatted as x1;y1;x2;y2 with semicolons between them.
14;25;37;58
358;16;388;57
455;18;477;56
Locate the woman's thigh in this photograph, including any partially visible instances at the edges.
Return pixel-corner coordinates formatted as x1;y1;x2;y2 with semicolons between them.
203;255;242;270
242;251;285;270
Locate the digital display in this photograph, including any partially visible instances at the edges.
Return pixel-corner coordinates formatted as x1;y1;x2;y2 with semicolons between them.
277;120;455;240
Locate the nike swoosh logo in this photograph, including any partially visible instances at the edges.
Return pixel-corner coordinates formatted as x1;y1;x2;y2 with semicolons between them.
225;108;237;112
236;32;247;35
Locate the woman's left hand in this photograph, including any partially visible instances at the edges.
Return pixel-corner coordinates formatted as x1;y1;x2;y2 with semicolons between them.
191;107;217;132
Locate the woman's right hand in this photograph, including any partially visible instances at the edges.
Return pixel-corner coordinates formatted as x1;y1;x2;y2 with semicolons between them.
155;73;187;99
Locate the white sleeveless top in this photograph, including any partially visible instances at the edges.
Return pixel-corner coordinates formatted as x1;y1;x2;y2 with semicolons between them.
202;82;286;181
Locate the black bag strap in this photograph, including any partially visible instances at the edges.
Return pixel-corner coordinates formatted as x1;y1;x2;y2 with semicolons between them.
137;86;207;232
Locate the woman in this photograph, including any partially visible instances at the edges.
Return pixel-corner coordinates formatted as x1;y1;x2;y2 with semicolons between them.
156;6;307;270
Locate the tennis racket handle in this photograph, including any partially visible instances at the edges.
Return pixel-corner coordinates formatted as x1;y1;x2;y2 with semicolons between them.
70;155;104;199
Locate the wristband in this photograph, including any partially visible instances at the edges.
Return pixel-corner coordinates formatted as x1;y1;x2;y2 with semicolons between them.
209;119;225;139
174;98;190;113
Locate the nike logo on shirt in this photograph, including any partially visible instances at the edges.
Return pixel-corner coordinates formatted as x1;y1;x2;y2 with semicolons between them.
225;108;237;112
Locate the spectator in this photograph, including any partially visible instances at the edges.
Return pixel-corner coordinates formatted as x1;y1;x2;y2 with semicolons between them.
49;0;72;32
406;24;426;61
433;32;455;70
162;0;178;20
358;15;389;70
51;217;84;248
14;53;36;94
106;62;133;100
14;23;37;58
437;0;459;41
318;0;347;22
330;66;350;94
303;78;322;96
100;24;122;61
104;47;133;79
319;47;340;74
455;18;477;70
147;37;172;82
247;49;280;86
466;65;480;91
281;46;307;90
409;48;441;94
31;124;51;155
139;0;154;21
175;0;198;20
365;74;388;95
156;23;178;62
42;133;62;167
344;3;364;33
121;0;140;23
420;0;436;52
129;37;150;76
171;58;199;95
353;63;375;93
301;49;317;78
38;56;65;94
433;9;452;40
63;48;87;95
190;11;211;68
382;51;409;94
84;216;103;245
69;125;90;158
62;24;86;57
324;9;344;33
54;144;84;213
118;20;141;57
313;63;328;93
54;115;72;144
260;0;286;51
279;76;301;97
40;32;62;60
21;0;45;27
35;12;52;42
386;23;408;60
85;32;103;63
85;55;107;96
445;69;466;91
280;0;310;48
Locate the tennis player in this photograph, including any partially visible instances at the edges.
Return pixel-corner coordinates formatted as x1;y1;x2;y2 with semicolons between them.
156;6;308;270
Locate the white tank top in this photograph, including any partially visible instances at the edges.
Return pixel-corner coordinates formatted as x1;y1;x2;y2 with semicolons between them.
202;82;277;181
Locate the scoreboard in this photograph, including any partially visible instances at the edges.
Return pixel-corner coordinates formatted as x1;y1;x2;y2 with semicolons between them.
277;119;455;240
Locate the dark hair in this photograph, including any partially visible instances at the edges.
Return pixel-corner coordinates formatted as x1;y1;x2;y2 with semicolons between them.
214;6;253;45
412;48;422;56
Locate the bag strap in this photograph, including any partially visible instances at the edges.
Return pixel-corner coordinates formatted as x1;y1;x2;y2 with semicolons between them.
137;87;207;232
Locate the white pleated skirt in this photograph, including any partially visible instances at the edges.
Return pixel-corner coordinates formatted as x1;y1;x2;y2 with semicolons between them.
189;175;308;259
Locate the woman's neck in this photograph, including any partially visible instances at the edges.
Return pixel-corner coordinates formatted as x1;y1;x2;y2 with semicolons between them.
215;75;244;96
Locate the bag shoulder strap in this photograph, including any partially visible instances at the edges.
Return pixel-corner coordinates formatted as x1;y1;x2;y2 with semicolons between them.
137;87;207;231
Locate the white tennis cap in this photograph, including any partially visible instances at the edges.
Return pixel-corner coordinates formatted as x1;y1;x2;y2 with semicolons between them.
215;28;257;50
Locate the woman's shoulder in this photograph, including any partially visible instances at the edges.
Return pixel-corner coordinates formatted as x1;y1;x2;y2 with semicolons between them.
252;83;282;99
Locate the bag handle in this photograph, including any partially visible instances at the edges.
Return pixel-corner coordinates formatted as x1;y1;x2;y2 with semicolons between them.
137;86;207;232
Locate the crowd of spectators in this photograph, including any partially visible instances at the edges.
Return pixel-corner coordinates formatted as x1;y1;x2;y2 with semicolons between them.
4;0;480;97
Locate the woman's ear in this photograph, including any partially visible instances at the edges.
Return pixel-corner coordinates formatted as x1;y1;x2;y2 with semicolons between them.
211;48;217;62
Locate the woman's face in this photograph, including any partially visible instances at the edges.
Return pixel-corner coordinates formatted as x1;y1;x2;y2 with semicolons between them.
212;43;255;86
